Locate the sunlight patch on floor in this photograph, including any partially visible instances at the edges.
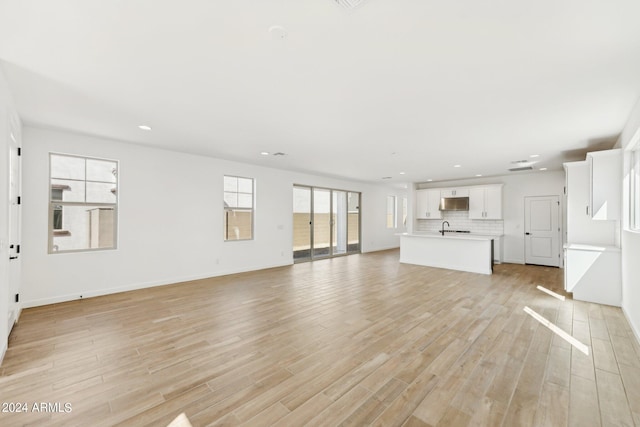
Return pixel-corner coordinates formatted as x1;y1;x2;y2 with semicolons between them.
524;306;589;355
536;285;566;301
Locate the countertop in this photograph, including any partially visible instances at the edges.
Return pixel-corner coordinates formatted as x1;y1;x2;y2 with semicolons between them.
563;243;621;252
398;232;503;241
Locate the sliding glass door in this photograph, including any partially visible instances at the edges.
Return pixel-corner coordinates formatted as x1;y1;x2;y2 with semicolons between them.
347;192;361;253
293;185;360;262
332;191;348;255
313;188;331;258
293;186;312;262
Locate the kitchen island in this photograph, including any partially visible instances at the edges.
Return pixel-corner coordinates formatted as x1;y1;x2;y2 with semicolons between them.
399;232;497;275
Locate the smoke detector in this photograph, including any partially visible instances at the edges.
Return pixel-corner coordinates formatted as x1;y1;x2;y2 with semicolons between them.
333;0;368;9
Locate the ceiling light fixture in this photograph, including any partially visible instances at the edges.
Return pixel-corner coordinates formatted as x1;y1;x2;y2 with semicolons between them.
138;125;152;131
454;165;461;168
540;167;548;171
427;179;433;182
333;0;369;9
476;174;483;177
530;154;540;158
399;172;406;175
268;25;287;40
260;152;270;156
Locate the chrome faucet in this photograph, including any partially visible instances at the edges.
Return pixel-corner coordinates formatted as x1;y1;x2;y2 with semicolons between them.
441;221;450;236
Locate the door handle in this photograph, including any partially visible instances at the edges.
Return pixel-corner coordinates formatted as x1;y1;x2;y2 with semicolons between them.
525;232;531;235
9;256;18;260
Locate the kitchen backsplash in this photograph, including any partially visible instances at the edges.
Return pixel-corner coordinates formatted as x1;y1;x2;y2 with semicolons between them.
415;211;504;235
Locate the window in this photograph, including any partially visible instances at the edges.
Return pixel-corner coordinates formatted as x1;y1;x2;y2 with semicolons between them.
632;148;640;231
387;196;396;229
402;197;408;227
224;175;254;241
49;153;118;253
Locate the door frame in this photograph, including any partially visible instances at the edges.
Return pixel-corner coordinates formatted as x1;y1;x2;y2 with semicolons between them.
524;195;562;267
293;185;361;263
7;113;22;331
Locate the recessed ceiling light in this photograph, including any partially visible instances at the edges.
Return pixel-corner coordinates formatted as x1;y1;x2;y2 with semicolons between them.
260;152;270;156
454;165;461;168
138;125;152;131
427;179;433;182
540;167;547;171
399;172;406;175
530;154;540;158
268;25;287;39
476;174;483;177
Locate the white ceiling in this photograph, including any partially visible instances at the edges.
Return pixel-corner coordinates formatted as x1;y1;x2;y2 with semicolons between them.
1;0;640;184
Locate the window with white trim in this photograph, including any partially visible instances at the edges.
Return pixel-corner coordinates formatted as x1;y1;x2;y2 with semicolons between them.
49;153;118;253
386;196;397;229
224;175;254;241
402;197;408;227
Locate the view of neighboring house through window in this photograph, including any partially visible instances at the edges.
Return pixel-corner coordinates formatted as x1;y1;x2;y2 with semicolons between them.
224;175;254;241
51;187;65;231
49;153;118;253
632;147;640;231
387;196;397;228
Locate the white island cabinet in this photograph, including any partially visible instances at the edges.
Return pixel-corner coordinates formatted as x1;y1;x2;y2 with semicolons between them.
399;233;496;275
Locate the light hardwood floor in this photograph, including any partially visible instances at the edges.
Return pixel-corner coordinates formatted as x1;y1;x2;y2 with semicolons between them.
1;250;639;426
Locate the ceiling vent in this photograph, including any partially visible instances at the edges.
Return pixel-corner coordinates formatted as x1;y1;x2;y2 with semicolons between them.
508;166;534;172
333;0;368;9
509;159;537;171
272;152;287;156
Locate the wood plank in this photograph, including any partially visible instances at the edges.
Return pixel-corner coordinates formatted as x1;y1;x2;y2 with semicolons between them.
532;381;569;427
0;253;637;426
618;363;640;416
568;375;600;427
592;338;620;374
595;368;635;426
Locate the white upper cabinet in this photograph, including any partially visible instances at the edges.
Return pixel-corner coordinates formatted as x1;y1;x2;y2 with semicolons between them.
564;160;616;245
415;189;442;219
468;184;503;219
587;149;621;221
440;188;469;198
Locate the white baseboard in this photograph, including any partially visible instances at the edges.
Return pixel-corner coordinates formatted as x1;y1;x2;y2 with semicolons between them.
23;261;293;308
362;245;400;254
622;306;640;346
502;258;525;264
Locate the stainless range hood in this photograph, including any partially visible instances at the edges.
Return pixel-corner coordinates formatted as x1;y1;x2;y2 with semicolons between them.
439;197;469;211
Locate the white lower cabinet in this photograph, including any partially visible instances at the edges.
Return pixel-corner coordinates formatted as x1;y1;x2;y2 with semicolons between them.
564;244;621;307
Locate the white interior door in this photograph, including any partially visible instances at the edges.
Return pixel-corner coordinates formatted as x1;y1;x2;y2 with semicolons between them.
525;195;560;267
8;116;22;331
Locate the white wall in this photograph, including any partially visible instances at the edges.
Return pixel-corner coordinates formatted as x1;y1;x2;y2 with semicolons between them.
416;171;566;265
0;65;20;364
619;97;640;343
21;126;405;308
